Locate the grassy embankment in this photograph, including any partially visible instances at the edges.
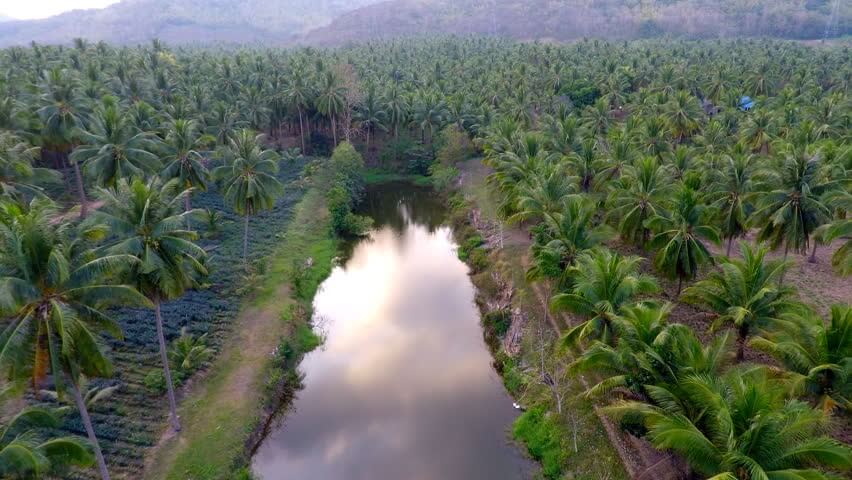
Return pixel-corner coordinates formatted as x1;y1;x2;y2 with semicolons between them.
145;177;337;480
450;159;629;480
363;167;432;186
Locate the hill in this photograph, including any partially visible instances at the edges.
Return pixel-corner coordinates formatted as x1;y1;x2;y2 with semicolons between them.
0;0;848;46
302;0;852;45
0;0;380;46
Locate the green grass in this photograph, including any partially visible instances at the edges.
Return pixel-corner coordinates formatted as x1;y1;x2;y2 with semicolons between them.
513;407;568;479
363;168;432;186
148;185;337;480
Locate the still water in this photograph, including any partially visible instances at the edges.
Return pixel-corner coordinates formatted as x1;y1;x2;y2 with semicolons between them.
252;182;533;480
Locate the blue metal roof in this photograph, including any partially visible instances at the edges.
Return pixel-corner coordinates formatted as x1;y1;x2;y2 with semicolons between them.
738;96;754;111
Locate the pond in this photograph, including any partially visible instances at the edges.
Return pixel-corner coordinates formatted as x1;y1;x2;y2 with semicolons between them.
252;182;534;479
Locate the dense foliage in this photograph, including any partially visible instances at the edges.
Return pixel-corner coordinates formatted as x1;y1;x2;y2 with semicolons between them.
0;35;850;479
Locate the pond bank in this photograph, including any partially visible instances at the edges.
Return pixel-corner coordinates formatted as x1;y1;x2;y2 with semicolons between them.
251;179;534;480
449;159;630;480
144;183;337;480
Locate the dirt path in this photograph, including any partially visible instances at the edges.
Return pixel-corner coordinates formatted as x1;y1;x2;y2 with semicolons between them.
143;188;330;480
143;281;294;480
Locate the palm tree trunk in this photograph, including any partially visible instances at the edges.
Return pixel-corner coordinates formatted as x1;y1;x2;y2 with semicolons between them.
726;236;734;257
184;194;192;230
394;124;400;162
676;276;683;296
154;299;181;432
68;374;110;480
808;241;818;263
331;116;338;146
298;107;306;153
73;161;88;219
779;246;789;287
736;328;747;362
243;214;250;267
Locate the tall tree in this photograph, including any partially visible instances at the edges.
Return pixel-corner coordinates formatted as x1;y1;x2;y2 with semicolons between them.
607;157;672;247
753;153;834;280
283;70;313;153
0;132;60;199
646;186;720;295
70;101;159;190
315;71;345;146
708;152;755;256
159;119;213;215
213;130;283;265
92;178;206;433
0;198;149;480
37;70;88;217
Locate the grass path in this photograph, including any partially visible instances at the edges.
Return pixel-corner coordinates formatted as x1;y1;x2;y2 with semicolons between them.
144;186;334;480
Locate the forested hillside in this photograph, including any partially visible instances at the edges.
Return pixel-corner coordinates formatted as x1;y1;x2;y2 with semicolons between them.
0;0;849;46
0;0;379;46
306;0;851;45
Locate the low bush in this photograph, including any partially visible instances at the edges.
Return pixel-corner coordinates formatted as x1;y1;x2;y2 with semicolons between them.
512;407;568;479
496;353;525;395
484;309;512;338
327;143;373;237
143;369;182;394
435;126;474;166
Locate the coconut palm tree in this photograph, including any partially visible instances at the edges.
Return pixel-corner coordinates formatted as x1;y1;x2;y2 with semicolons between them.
551;248;658;346
750;304;851;413
609;370;852;480
571;302;733;400
315;71;345;146
37;69;89;217
708;152;755;256
92;178;207;433
566;138;603;193
682;243;808;361
213;129;283;265
531;196;613;271
664;90;702;143
607;157;672;248
507;165;576;225
740;109;777;155
158;118;214;215
599;130;636;182
355;84;388;152
283;70;313;152
752;153;835;280
582;98;611;137
383;84;409;143
637;115;670;159
204;101;244;146
646;186;720;295
0;198;150;480
70;101;160;190
0;132;60;199
412;90;447;145
0;406;94;479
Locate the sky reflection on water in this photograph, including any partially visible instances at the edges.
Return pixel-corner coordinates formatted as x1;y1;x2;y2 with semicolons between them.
252;184;532;480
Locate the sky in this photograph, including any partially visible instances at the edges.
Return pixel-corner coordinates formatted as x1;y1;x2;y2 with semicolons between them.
0;0;120;20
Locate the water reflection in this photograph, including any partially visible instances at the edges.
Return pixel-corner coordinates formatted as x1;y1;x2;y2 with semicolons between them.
252;183;533;480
